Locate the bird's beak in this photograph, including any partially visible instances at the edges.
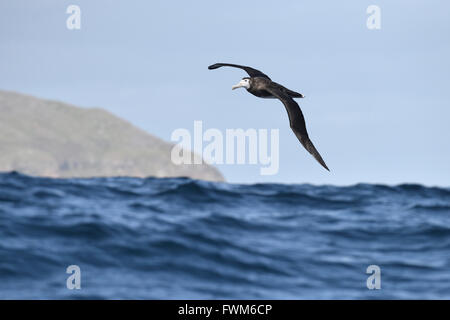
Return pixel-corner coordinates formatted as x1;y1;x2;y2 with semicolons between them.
232;80;246;90
232;83;242;90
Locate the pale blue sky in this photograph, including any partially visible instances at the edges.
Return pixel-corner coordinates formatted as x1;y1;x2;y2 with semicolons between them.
1;1;449;185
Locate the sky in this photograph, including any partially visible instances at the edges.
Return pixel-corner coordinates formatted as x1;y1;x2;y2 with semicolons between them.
0;1;449;186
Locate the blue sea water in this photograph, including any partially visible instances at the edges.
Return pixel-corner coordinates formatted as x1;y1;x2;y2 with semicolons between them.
0;172;449;299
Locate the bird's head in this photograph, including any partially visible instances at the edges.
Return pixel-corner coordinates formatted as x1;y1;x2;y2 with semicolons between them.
232;77;251;90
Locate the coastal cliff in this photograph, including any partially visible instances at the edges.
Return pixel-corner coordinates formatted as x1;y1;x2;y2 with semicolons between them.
0;90;224;182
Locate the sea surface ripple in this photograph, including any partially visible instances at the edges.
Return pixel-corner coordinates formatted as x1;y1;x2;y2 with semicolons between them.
0;172;449;299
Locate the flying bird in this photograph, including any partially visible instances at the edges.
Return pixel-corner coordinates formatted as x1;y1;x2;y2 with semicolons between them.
208;63;329;171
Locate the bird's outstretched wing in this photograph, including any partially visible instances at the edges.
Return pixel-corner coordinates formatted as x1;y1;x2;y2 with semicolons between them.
208;63;271;80
265;85;330;171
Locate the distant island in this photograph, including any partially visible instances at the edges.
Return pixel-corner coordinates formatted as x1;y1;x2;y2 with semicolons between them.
0;90;224;182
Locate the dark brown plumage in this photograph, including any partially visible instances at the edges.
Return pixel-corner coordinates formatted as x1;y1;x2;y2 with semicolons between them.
208;63;329;171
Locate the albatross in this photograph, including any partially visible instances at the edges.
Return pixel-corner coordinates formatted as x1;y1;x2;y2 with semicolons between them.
208;63;330;171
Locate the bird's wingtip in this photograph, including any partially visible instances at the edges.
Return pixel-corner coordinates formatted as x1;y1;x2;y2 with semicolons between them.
208;64;219;70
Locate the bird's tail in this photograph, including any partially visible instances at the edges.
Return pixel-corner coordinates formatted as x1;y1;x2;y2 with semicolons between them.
284;88;304;99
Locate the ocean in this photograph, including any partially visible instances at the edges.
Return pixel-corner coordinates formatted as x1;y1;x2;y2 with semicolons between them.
0;172;449;299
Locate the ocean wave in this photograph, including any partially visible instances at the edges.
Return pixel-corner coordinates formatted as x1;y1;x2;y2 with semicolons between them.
0;172;449;299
